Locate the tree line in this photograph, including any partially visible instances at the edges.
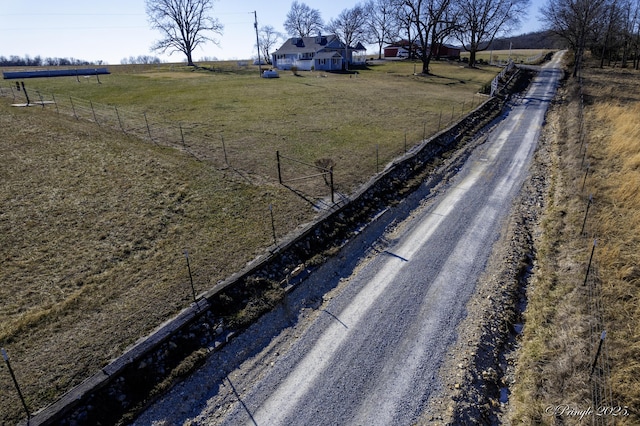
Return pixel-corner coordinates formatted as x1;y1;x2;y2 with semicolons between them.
0;54;168;68
269;0;640;74
542;0;640;76
11;0;629;72
0;55;99;67
145;0;531;72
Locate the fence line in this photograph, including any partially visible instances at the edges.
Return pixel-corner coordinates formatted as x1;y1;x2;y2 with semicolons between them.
1;82;486;205
576;70;614;424
524;53;546;64
490;60;515;96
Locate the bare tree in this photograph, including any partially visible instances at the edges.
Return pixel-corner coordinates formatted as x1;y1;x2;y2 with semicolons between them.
398;0;456;74
326;3;371;70
541;0;608;76
258;25;284;65
595;2;621;68
617;0;640;68
625;0;640;69
454;0;530;68
284;1;324;37
367;0;400;59
392;0;420;59
145;0;223;66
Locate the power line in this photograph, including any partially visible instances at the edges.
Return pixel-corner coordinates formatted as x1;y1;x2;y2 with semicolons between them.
0;26;149;31
0;13;144;17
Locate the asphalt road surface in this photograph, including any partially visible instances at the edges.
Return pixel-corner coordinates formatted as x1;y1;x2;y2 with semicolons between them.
133;53;564;426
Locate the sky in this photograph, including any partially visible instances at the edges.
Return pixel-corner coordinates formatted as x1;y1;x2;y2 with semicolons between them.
0;0;547;65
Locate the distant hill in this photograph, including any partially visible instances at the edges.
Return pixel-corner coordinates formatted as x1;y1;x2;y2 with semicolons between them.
485;30;567;51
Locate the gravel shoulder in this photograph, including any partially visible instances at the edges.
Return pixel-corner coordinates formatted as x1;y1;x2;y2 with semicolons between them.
421;84;556;425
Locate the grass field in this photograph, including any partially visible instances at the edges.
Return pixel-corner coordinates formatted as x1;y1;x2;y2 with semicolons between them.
0;59;499;423
5;60;498;198
510;56;640;424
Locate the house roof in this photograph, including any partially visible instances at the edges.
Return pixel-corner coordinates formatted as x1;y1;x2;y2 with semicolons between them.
275;35;340;55
274;34;364;55
353;42;366;51
315;51;343;59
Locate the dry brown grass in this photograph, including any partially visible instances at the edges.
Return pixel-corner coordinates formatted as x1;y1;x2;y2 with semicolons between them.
588;99;640;419
0;102;308;422
510;59;640;424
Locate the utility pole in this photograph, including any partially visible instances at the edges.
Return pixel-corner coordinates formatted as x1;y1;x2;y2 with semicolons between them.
253;11;262;75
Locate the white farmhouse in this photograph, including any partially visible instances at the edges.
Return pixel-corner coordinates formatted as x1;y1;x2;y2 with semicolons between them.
272;34;366;71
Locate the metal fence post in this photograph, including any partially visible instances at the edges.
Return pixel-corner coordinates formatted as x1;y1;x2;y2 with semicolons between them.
90;100;99;125
52;93;59;114
583;239;597;286
590;331;606;378
115;107;126;133
21;82;30;105
70;97;78;119
269;204;277;246
183;250;197;304
222;134;228;165
580;194;593;236
144;112;152;141
330;166;334;204
2;348;30;421
276;150;282;184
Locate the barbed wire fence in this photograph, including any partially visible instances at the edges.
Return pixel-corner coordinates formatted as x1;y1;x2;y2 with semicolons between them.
0;82;234;166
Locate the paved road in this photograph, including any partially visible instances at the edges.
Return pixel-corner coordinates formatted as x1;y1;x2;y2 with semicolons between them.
133;53;564;426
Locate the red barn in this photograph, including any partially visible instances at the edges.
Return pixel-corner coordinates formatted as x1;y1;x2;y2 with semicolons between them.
384;41;461;60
